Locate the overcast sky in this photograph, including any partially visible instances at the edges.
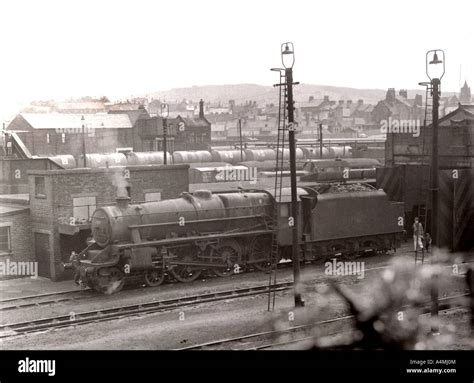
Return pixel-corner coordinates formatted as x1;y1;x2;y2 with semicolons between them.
1;0;473;119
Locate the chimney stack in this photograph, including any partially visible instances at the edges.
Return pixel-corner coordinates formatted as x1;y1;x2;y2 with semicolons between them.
199;99;204;119
386;88;396;103
415;94;423;106
399;89;408;98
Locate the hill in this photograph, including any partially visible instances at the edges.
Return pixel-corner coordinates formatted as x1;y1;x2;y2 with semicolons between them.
144;83;455;105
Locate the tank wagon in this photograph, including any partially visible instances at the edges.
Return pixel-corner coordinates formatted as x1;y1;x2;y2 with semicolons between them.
66;184;404;293
126;151;171;165
211;150;246;164
78;153;128;168
172;151;213;164
244;148;277;162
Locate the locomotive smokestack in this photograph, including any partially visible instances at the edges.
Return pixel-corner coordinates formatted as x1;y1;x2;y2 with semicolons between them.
116;195;131;209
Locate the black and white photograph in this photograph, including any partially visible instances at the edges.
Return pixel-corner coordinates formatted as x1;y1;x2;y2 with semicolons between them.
0;0;473;379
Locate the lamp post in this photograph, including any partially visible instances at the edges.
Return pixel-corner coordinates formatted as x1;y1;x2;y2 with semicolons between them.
426;49;445;335
160;103;169;165
81;115;86;167
281;42;304;308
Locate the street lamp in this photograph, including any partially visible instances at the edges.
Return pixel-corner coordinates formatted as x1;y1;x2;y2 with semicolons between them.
281;42;304;308
81;115;86;167
160;103;169;165
426;49;445;335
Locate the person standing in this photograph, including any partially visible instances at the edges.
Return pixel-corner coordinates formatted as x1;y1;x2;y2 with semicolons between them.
412;217;424;252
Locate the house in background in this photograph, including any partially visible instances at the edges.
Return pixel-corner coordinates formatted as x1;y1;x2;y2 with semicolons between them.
372;88;424;125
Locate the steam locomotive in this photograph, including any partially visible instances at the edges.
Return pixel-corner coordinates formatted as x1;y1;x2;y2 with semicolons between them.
67;184;404;294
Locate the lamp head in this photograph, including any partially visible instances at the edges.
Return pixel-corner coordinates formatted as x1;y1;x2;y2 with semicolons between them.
429;51;442;65
281;42;295;69
426;49;445;81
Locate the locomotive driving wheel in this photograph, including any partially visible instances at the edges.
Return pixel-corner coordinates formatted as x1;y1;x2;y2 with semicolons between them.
170;255;203;283
248;236;272;272
212;239;241;277
144;268;165;287
92;266;125;294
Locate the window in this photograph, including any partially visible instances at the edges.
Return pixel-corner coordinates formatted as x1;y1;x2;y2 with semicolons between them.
35;177;46;198
61;133;66;144
0;226;11;253
46;133;50;144
145;192;161;202
73;196;97;222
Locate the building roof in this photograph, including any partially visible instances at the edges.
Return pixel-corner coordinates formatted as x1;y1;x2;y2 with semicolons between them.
298;99;325;109
437;104;474;126
0;203;29;217
19;113;133;130
176;116;210;128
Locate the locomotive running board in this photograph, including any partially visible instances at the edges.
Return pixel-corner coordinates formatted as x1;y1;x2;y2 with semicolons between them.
111;230;272;251
127;214;269;230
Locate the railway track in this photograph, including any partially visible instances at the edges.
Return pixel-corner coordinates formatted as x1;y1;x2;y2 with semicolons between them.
0;257;469;312
0;289;95;312
176;293;469;350
0;281;294;339
0;261;391;312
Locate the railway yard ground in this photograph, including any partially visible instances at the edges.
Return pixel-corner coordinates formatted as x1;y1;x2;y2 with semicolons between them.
0;243;473;350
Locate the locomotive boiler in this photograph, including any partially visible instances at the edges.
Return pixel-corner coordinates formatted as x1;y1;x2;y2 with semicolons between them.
67;184;404;294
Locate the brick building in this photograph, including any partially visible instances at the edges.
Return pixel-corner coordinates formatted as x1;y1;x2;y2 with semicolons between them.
28;165;189;280
385;104;474;168
6;113;135;156
0;158;63;194
0;200;33;280
6;100;211;156
134;100;211;152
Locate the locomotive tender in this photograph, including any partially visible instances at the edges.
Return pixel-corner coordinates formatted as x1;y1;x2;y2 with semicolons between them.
67;184;404;293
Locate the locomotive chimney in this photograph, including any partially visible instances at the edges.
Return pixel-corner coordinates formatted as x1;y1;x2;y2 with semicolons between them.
116;195;131;209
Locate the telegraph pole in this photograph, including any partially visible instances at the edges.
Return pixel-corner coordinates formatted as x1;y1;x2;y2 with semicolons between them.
319;123;323;158
161;103;169;165
239;118;243;161
81;115;86;167
163;118;168;165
